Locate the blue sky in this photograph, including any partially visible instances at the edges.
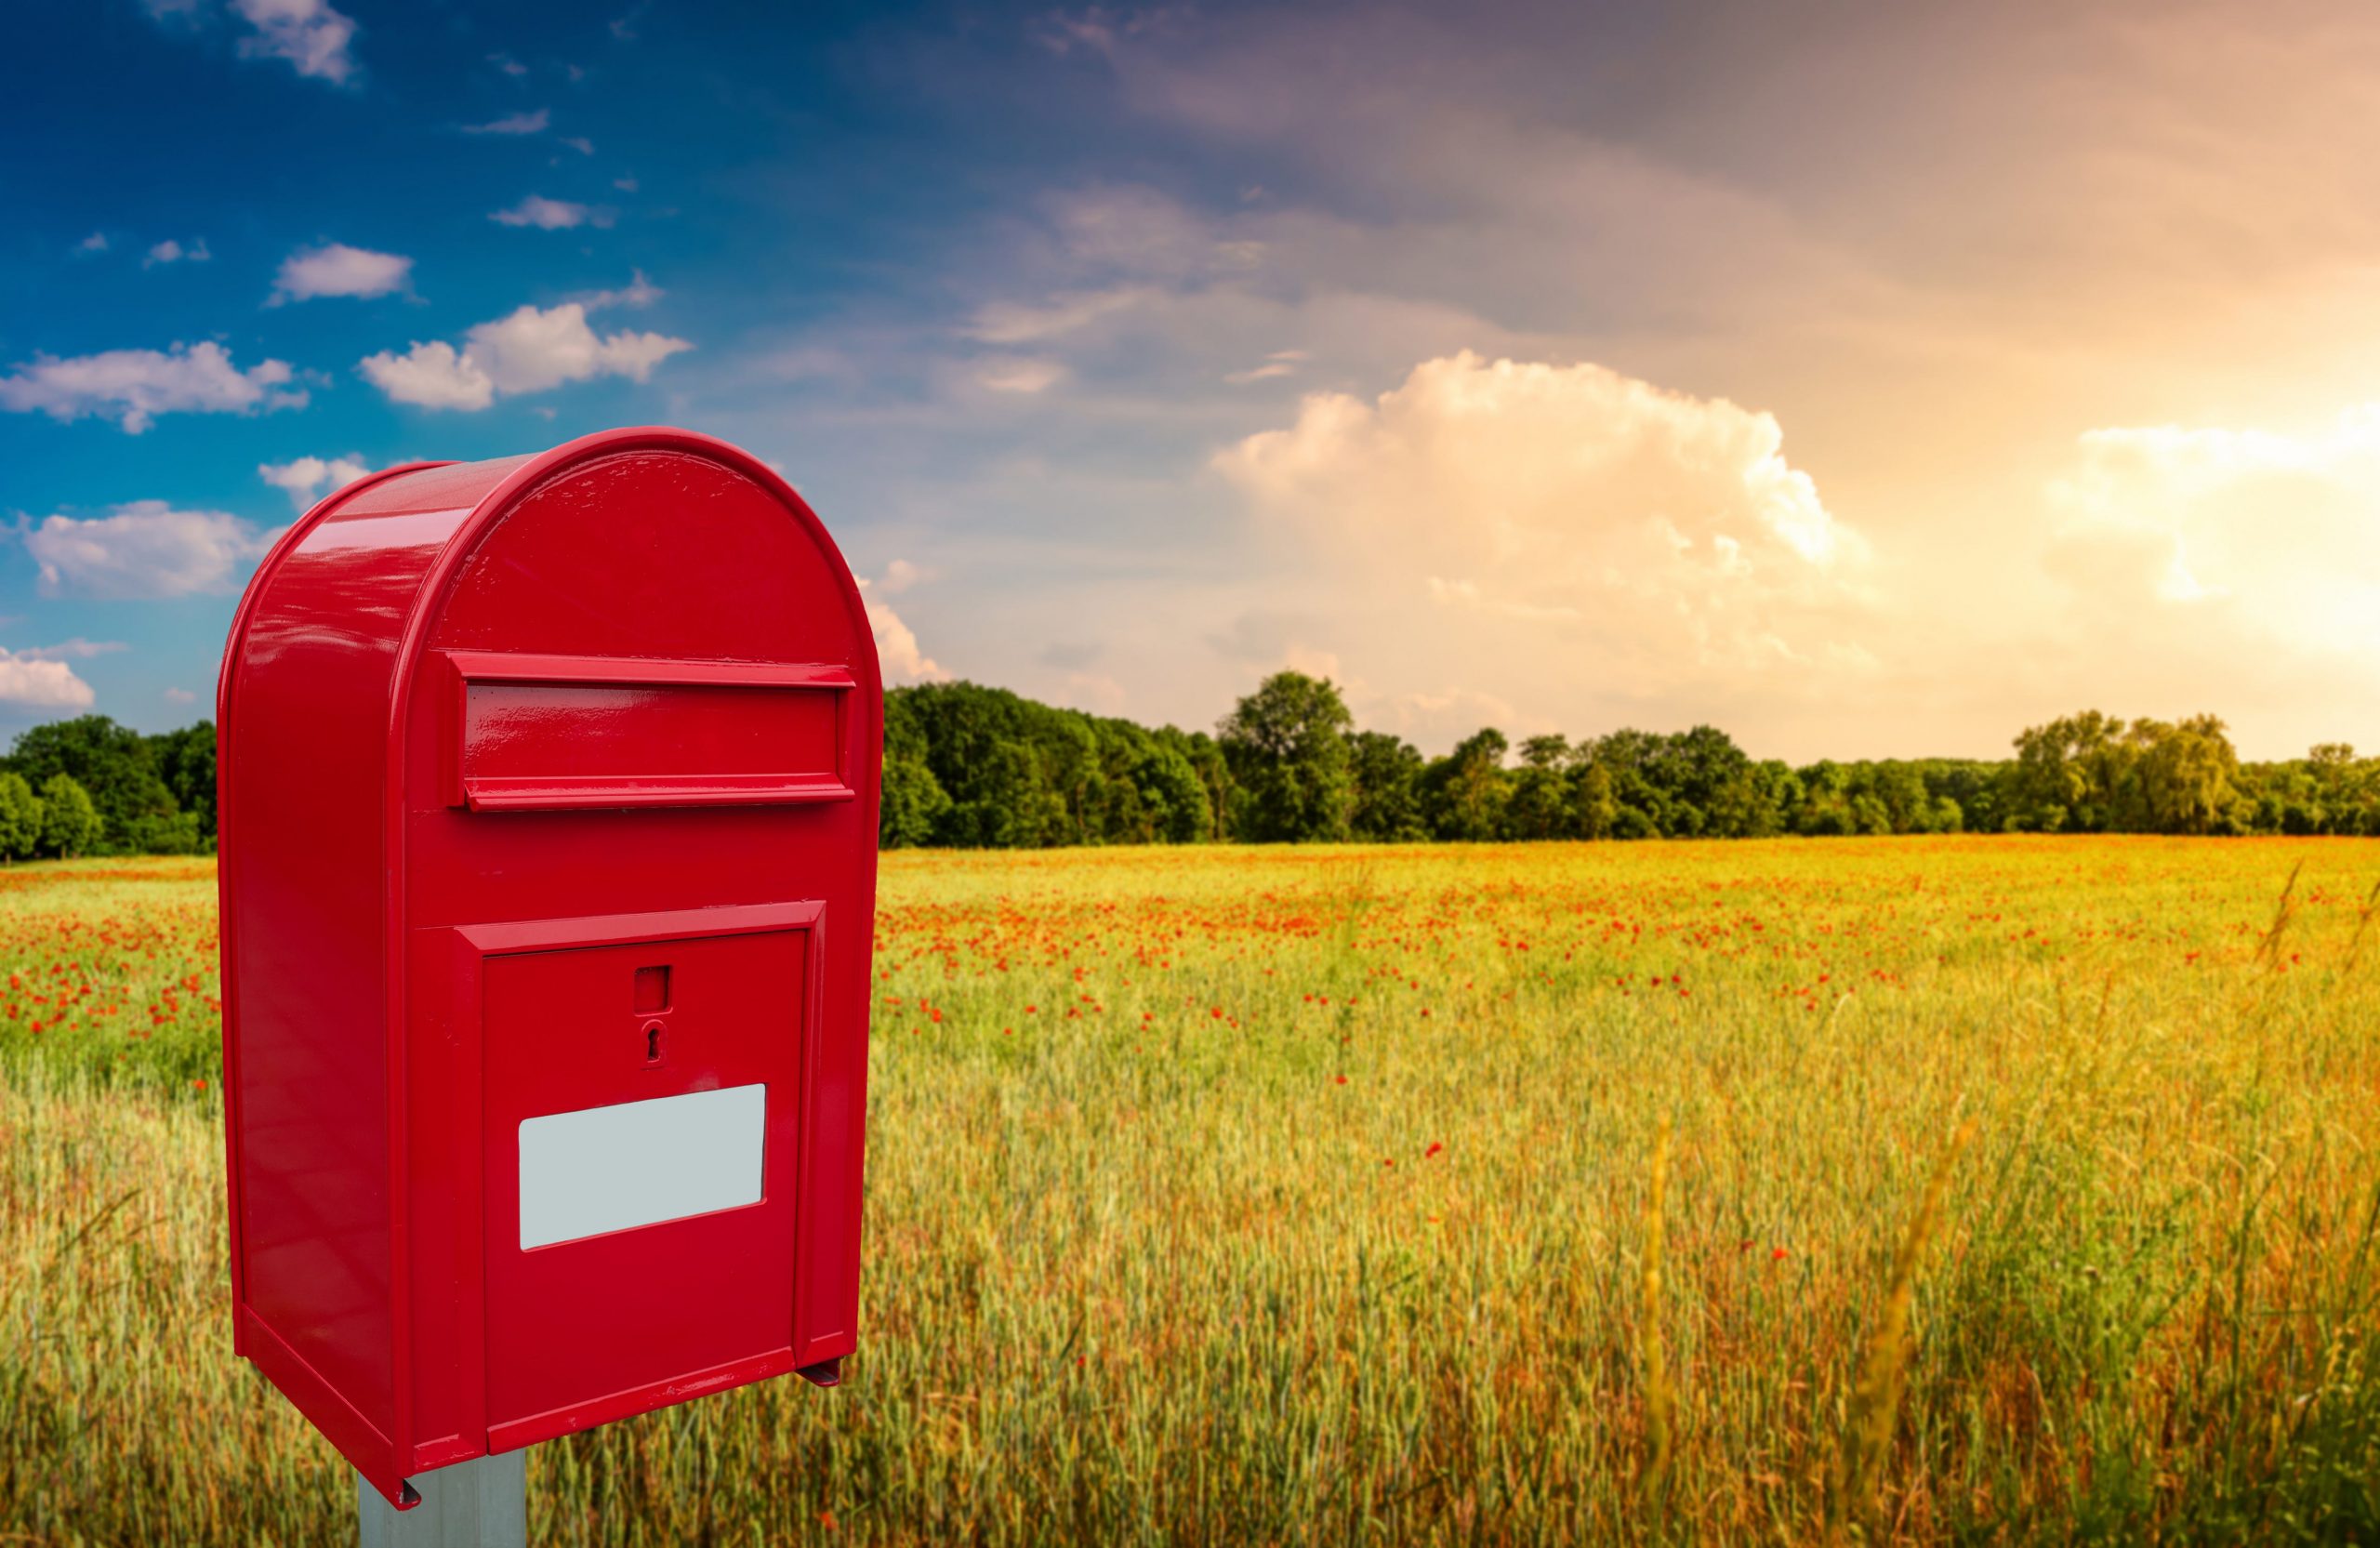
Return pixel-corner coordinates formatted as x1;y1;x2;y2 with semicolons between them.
8;1;2380;758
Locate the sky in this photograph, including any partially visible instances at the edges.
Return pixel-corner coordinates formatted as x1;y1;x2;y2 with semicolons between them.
7;0;2380;760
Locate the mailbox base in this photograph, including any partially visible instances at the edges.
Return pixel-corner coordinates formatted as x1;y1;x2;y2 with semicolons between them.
358;1451;526;1547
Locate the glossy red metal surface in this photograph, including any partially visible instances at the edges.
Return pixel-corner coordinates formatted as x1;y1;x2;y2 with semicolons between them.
216;429;883;1507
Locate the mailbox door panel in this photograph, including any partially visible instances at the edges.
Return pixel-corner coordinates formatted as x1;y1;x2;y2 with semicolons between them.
480;925;809;1445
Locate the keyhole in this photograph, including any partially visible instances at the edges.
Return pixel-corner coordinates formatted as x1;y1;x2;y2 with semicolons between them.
643;1024;664;1064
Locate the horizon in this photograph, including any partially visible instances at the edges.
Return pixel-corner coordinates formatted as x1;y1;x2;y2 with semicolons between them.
8;1;2380;761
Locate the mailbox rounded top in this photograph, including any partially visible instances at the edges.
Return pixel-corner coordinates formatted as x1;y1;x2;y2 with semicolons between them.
219;426;882;726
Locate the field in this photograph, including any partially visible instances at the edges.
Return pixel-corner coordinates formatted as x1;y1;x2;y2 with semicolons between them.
4;839;2378;1544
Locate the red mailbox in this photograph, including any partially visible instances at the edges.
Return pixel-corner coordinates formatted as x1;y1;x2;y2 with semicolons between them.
215;427;882;1507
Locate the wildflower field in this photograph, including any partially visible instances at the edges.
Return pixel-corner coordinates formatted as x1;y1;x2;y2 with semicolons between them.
4;839;2377;1544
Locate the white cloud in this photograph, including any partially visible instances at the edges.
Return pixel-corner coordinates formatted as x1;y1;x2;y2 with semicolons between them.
880;558;924;595
613;175;640;193
20;501;277;599
575;270;662;309
858;575;947;683
975;357;1065;394
357;340;491;410
75;232;109;255
488;52;527;77
965;285;1154;344
2039;405;2380;712
561;137;595;155
231;0;358;84
464;108;549;135
0;342;305;433
163;687;199;705
258;453;373;509
359;302;691;411
1213;351;1876;721
490;195;612;230
269;242;413;304
18;639;128;661
143;238;210;267
0;653;96;712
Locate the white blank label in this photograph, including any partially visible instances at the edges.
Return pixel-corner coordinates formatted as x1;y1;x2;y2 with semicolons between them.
518;1084;766;1249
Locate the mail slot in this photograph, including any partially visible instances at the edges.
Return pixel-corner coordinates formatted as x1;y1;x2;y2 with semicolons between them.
215;428;883;1509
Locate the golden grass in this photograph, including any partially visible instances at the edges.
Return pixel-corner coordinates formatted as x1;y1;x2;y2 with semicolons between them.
4;839;2379;1543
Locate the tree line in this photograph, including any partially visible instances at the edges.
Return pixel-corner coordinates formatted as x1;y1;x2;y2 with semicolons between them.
0;716;214;859
883;675;2380;847
4;683;2371;858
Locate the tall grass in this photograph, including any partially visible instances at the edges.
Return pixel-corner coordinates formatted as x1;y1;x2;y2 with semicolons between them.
4;839;2379;1542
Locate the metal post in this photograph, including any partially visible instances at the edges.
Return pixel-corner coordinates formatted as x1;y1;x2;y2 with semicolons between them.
358;1451;528;1548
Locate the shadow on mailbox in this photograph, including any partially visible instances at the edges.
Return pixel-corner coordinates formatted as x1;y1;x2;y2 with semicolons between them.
215;428;884;1509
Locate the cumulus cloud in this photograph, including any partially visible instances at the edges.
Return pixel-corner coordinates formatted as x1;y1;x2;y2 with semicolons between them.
358;301;691;410
0;342;305;433
464;108;549;135
0;653;97;711
74;232;108;254
20;502;277;598
1213;351;1876;737
490;195;611;230
2038;406;2380;723
258;453;373;509
270;243;413;303
231;0;358;84
858;566;946;682
143;237;209;267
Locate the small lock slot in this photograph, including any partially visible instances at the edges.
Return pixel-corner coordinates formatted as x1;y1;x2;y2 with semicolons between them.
634;964;671;1013
643;1023;666;1065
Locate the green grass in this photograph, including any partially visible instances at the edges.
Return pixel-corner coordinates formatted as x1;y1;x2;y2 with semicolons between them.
4;839;2378;1543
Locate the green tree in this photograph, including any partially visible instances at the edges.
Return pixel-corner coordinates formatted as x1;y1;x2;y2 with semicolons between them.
1422;728;1510;841
1502;734;1572;840
2009;710;2131;832
972;743;1069;848
7;715;187;854
146;721;218;848
1164;729;1237;842
1572;757;1620;840
1794;761;1861;837
2133;714;2238;835
38;774;101;858
1347;731;1426;841
0;772;43;861
1216;672;1355;843
879;695;952;848
1095;722;1212;844
1871;762;1930;834
1586;730;1675;838
1648;726;1755;837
